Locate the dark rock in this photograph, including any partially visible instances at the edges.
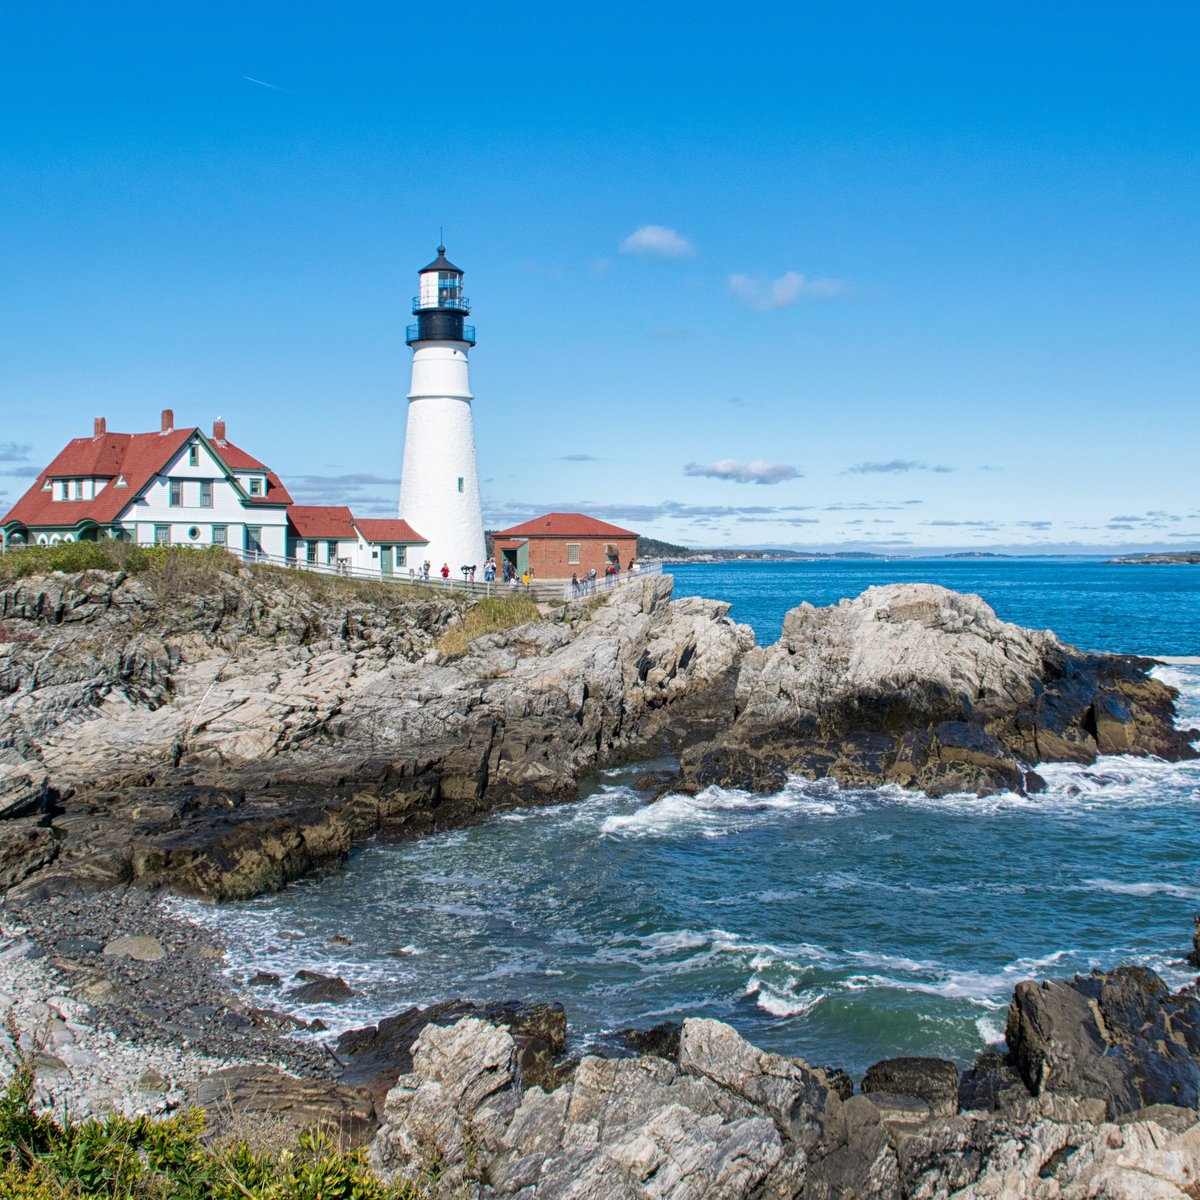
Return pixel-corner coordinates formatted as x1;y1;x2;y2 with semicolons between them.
805;1093;900;1200
618;1020;682;1061
862;1056;959;1117
248;971;281;987
1190;914;1200;968
1006;966;1200;1116
285;970;356;1004
53;936;103;957
957;1048;1028;1111
821;1066;855;1102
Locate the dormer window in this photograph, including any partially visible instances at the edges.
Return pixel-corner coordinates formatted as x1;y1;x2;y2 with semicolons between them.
188;443;199;467
41;479;51;491
248;477;263;497
114;475;127;487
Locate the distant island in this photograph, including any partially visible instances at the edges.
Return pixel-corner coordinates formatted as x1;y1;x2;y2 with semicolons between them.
636;536;892;562
1107;552;1200;565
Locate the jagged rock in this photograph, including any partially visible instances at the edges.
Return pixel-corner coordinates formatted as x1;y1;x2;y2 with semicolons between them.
900;1101;1200;1199
0;817;57;890
336;999;567;1108
957;1047;1028;1112
1005;966;1200;1116
371;1016;820;1198
190;1065;376;1146
679;583;1196;797
862;1056;960;1117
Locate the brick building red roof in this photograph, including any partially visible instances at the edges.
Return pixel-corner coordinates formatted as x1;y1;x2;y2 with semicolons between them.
2;426;291;531
491;512;637;540
353;518;426;544
287;505;356;540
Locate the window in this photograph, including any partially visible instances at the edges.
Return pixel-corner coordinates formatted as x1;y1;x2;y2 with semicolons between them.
57;481;68;501
245;526;263;555
567;543;580;564
200;480;213;508
248;478;263;497
212;525;227;547
169;480;182;506
72;480;83;500
187;526;201;541
154;525;170;545
456;477;464;493
306;542;318;563
326;540;337;563
188;444;199;467
396;545;406;568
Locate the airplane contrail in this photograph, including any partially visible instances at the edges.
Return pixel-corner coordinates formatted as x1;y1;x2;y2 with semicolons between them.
243;75;287;92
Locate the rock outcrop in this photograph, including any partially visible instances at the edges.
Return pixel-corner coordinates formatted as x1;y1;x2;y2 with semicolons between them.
0;565;750;898
1;566;1191;898
369;1007;1200;1199
680;583;1195;796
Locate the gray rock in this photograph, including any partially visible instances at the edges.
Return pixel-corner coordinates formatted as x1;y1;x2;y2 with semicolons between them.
285;970;355;1004
102;935;165;962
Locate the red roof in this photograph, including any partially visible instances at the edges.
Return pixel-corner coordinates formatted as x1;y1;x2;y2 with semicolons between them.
288;505;356;540
353;518;426;544
491;512;637;540
2;425;290;530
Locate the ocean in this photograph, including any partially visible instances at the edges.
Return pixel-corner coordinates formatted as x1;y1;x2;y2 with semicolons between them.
180;558;1200;1075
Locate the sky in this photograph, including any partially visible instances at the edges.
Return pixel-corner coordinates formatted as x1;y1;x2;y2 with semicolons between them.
1;2;1197;554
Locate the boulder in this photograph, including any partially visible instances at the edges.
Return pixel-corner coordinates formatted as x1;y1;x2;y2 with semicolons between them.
102;935;165;962
285;970;355;1004
1006;966;1200;1116
862;1056;959;1117
336;999;567;1107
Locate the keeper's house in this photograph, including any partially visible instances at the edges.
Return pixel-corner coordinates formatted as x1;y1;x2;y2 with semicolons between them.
1;411;292;556
286;506;426;576
490;512;638;580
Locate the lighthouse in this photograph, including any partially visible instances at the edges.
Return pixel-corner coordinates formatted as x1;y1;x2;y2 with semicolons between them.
398;246;486;573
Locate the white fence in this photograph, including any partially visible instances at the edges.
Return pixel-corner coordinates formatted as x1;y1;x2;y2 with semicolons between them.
228;547;663;602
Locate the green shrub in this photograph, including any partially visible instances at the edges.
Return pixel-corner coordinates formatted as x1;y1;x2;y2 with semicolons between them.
0;1014;429;1199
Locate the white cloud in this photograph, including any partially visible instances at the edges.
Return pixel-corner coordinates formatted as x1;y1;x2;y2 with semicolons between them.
728;271;849;310
620;225;696;260
684;459;801;485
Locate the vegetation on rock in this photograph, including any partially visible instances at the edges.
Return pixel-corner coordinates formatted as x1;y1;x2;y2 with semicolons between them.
0;1022;427;1200
435;595;540;658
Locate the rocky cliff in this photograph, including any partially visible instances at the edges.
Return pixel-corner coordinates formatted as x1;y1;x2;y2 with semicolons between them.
0;564;1192;900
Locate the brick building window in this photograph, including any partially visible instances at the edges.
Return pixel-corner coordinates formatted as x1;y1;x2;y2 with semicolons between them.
567;543;580;564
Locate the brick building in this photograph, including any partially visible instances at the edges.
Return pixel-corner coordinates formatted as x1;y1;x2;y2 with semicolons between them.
490;512;638;580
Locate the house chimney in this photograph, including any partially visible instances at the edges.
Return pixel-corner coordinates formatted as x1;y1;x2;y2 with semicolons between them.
212;417;226;443
93;416;106;437
161;408;174;433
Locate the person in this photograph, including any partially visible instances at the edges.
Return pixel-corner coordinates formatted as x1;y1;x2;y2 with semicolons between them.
440;562;450;585
468;565;476;583
628;557;638;573
423;560;431;582
484;560;496;583
521;568;531;590
508;572;519;591
587;566;597;593
570;571;579;595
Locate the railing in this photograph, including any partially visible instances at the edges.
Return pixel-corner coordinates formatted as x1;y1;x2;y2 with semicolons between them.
224;545;663;602
412;295;470;312
406;323;476;344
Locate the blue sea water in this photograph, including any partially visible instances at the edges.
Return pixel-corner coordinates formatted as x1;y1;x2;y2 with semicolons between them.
182;559;1200;1075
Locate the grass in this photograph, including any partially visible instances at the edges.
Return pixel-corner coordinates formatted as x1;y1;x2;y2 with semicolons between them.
436;594;540;659
0;1015;432;1199
0;544;441;610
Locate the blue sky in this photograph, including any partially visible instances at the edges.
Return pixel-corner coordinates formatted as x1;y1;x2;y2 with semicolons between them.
2;2;1197;552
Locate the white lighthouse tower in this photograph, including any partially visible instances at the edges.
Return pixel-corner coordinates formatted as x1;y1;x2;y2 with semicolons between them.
398;246;486;574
